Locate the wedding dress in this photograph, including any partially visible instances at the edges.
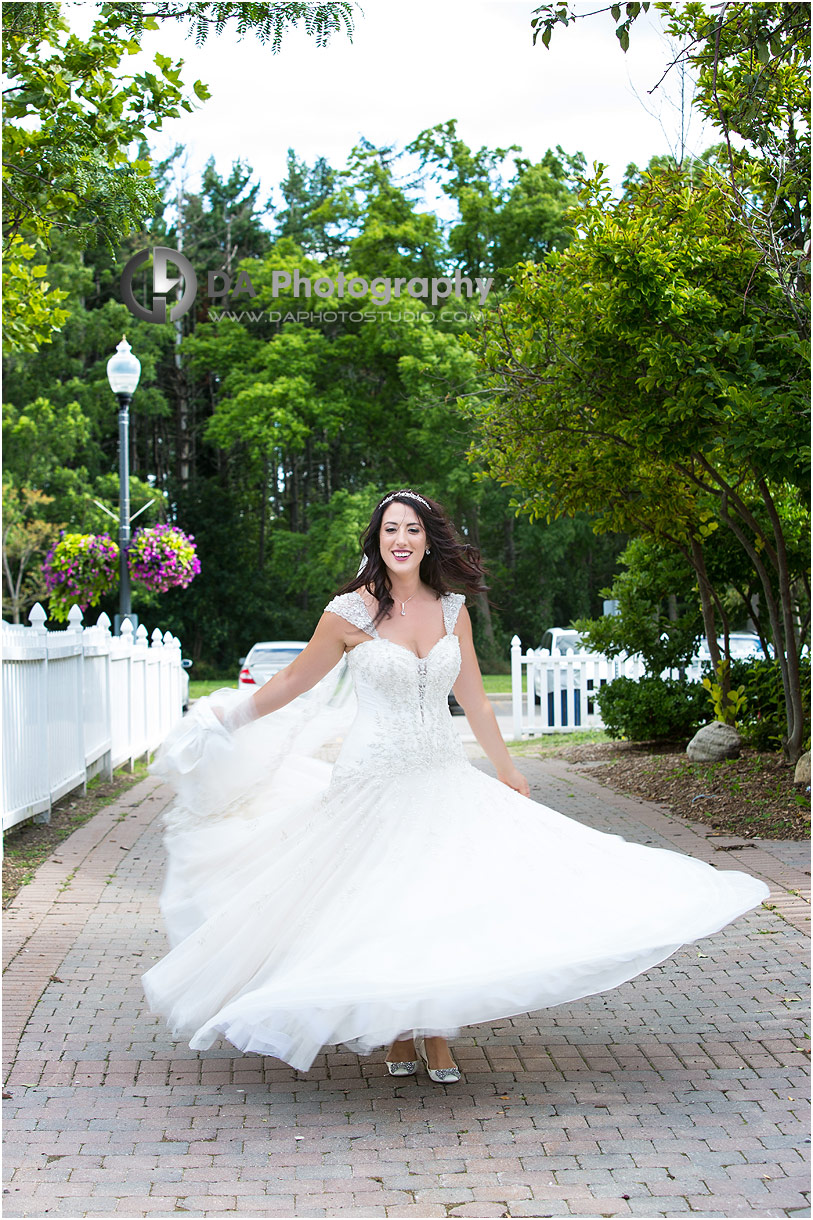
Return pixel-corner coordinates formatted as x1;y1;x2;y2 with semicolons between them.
142;590;770;1072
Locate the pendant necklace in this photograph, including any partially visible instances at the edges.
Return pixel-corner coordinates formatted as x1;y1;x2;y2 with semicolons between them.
399;593;417;616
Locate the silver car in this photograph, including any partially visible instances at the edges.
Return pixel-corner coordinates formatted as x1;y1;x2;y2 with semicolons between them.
238;640;308;689
695;632;772;664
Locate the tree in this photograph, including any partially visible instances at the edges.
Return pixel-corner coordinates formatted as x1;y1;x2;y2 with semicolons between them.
469;167;809;760
574;537;704;676
4;125;613;673
531;2;810;321
276;150;340;258
2;483;62;623
407;122;583;284
2;1;354;350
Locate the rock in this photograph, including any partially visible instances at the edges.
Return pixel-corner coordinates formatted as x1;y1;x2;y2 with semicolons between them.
794;750;810;787
687;721;742;762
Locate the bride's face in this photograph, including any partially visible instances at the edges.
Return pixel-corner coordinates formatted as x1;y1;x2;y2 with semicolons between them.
378;503;427;579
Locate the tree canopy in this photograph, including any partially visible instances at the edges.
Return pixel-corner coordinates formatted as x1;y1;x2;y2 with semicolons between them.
3;129;623;666
1;0;354;351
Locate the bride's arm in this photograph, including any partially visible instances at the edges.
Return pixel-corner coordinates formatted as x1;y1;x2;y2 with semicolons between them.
228;612;349;727
452;607;530;798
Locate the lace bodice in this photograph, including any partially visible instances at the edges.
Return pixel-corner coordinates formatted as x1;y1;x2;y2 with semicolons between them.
324;591;467;781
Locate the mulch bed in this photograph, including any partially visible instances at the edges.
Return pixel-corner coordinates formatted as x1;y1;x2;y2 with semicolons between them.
548;740;810;841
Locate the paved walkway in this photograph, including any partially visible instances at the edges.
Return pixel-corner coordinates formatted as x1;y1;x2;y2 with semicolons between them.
2;754;810;1219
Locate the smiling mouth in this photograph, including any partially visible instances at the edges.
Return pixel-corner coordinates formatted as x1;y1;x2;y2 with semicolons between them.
392;551;412;559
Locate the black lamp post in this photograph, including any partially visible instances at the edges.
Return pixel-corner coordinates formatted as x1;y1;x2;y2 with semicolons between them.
106;336;141;635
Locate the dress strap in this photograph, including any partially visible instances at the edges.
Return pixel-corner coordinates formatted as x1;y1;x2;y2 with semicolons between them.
442;592;466;636
324;591;379;638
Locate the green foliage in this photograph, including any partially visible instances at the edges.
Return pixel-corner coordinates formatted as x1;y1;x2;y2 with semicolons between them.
530;2;810;322
2;4;199;250
532;1;650;53
596;675;708;742
1;482;62;623
3;396;92;488
2;1;354;350
702;659;747;727
100;2;354;50
406;123;582;281
727;656;811;752
2;237;69;352
574;537;702;675
469;161;809;757
2;129;616;673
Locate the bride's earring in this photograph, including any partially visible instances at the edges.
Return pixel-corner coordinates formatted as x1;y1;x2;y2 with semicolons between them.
425;548;431;555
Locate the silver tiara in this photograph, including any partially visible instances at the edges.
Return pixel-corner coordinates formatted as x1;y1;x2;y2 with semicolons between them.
380;489;430;510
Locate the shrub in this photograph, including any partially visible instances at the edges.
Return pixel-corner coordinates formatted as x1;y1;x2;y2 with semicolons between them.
596;675;708;742
726;655;811;752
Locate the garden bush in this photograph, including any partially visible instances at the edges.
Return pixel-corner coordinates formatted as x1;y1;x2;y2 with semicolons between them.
596;675;708;742
726;655;811;752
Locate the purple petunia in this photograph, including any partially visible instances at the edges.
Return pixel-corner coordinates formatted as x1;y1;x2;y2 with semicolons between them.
128;525;201;593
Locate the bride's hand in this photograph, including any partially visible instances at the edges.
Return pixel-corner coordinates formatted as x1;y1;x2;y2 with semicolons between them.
497;765;530;798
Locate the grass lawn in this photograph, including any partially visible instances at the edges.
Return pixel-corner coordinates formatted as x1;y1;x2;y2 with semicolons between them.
507;729;609;753
191;674;517;699
481;673;514;694
189;678;237;698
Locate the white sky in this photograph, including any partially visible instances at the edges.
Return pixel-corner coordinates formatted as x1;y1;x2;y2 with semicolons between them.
66;0;714;222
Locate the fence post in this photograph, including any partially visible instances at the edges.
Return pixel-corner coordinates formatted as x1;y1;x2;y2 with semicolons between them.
119;617;135;771
511;635;523;742
66;604;84;633
96;612;114;780
67;604;87;794
28;602;47;634
28;603;51;822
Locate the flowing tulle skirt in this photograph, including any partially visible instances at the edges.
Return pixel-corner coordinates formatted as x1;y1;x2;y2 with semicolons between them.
142;696;770;1071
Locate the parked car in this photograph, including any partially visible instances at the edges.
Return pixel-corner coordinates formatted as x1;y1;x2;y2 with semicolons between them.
694;632;772;664
238;641;309;688
238;638;465;714
532;628;603;725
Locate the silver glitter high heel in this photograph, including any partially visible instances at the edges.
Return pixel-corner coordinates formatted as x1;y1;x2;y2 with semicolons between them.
385;1057;417;1077
417;1038;461;1084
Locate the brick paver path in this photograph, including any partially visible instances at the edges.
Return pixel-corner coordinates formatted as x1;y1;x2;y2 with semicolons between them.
3;755;810;1219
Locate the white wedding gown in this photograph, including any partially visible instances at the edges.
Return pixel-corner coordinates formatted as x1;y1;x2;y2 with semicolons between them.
142;591;770;1071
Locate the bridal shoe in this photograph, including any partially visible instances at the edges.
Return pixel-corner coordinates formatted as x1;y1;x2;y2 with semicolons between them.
417;1040;461;1083
385;1057;417;1076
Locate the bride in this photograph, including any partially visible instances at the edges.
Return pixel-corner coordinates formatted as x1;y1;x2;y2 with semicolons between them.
142;489;770;1082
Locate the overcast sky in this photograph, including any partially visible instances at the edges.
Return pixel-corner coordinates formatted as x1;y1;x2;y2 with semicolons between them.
71;0;714;221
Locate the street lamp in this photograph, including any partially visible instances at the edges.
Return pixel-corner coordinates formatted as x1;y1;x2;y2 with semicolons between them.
106;336;141;635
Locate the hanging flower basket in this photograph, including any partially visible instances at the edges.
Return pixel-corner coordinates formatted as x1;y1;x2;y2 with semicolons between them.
43;533;119;622
128;524;201;593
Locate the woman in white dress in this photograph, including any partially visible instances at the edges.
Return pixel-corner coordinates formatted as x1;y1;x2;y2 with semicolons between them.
142;489;770;1083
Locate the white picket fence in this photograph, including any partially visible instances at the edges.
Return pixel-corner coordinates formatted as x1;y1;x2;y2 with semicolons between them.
2;602;186;832
510;636;705;739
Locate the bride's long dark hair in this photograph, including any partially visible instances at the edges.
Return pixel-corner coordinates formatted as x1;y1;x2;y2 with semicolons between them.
334;490;488;623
